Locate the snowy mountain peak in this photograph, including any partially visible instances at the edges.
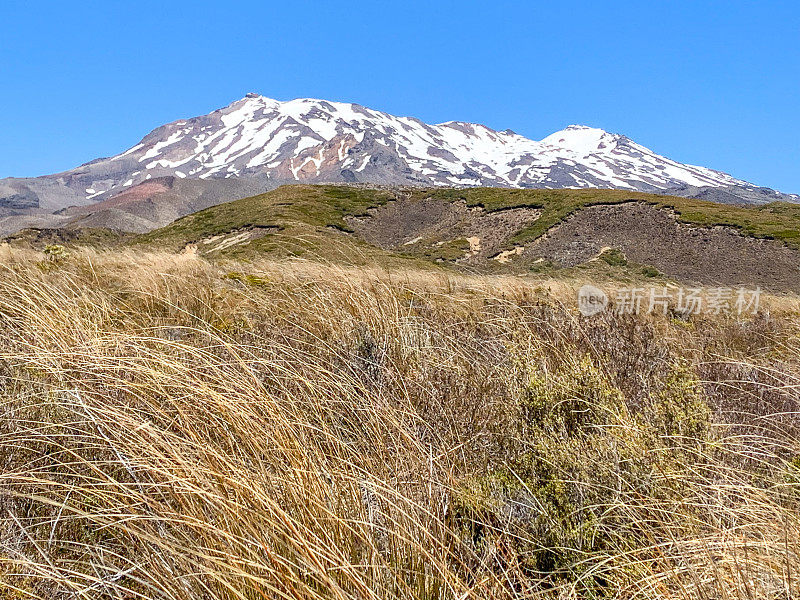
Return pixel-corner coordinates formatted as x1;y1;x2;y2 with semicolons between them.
6;94;793;213
540;125;625;156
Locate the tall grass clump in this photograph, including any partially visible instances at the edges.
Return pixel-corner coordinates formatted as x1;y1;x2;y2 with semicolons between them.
0;246;798;599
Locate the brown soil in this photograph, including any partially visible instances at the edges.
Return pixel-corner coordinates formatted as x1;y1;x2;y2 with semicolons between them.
345;197;541;264
525;202;800;292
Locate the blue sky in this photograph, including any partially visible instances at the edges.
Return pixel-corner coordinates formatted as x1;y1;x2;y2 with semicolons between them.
2;0;798;192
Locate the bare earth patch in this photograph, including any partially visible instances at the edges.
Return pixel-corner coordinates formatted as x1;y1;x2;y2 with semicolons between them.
345;196;541;263
524;202;800;291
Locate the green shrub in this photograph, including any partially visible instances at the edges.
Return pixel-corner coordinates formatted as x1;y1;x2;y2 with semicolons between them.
641;265;660;277
599;248;628;267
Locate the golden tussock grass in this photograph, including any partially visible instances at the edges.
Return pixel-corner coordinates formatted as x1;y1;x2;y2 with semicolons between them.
0;246;798;599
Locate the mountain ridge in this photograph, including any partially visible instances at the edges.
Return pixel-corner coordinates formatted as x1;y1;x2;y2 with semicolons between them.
0;94;796;235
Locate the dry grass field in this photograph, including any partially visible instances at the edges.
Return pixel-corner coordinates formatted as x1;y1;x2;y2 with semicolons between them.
0;244;799;599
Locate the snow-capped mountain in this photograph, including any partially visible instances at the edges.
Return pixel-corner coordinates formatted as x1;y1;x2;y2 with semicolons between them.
1;93;795;225
84;93;748;192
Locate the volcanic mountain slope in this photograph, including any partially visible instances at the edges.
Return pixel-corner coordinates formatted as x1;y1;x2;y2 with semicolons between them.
1;94;797;235
56;176;268;233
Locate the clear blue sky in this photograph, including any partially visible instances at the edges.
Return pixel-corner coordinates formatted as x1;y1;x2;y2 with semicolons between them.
2;0;798;192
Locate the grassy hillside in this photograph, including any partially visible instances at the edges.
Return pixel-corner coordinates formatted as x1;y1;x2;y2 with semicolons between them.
0;244;799;599
136;184;397;254
137;185;800;261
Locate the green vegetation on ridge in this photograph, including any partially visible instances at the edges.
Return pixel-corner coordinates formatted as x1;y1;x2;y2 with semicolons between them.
136;184;800;260
137;185;395;247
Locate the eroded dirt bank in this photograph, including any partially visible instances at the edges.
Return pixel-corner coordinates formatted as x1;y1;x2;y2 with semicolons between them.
525;202;800;291
346;197;541;263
